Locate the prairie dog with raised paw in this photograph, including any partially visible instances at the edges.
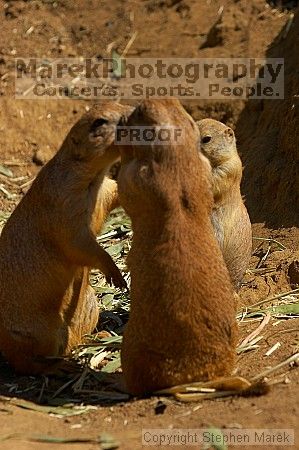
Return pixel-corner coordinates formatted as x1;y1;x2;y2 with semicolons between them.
197;118;252;292
118;99;237;396
0;101;133;375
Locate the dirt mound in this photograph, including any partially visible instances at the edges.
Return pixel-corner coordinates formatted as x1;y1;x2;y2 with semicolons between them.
237;8;299;228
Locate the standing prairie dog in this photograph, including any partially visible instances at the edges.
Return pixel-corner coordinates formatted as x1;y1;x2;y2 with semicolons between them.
0;102;133;375
118;99;237;396
196;119;252;291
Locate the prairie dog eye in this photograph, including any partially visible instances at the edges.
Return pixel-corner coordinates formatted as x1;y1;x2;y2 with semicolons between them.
202;135;212;144
89;118;109;136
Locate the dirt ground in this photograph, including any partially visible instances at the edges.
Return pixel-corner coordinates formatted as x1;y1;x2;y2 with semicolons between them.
0;1;299;449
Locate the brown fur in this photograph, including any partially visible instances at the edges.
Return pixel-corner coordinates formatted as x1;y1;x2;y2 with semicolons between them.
118;99;237;396
0;101;133;375
196;119;252;291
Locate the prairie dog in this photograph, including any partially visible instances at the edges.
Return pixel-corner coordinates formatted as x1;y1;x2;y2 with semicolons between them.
0;102;133;375
197;119;252;291
118;99;237;396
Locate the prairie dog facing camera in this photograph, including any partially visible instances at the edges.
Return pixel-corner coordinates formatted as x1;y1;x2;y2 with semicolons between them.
196;118;252;291
0;102;133;375
118;99;237;396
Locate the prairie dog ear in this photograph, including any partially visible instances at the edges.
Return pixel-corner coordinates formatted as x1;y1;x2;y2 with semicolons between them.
224;127;235;142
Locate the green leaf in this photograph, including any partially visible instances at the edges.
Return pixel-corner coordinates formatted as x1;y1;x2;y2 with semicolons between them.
270;303;299;315
0;165;13;177
101;208;131;234
111;50;123;78
28;433;119;448
0;434;17;442
106;242;124;257
0;433;119;448
6;398;95;417
101;293;115;308
99;433;120;449
93;286;115;294
203;427;227;450
99;336;123;345
0;185;15;200
102;352;121;373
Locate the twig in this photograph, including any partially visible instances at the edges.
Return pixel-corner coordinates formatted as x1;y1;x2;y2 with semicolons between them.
249;267;276;274
242;288;299;311
239;314;271;348
251;352;299;382
19;178;35;190
0;185;15;199
0;174;18;187
256;245;271;268
121;31;138;58
51;373;81;399
252;237;286;250
283;12;294;39
264;342;281;357
3;161;27;167
37;377;48;403
267;328;299;339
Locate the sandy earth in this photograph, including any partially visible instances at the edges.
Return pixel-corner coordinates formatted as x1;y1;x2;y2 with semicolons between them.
0;1;299;449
